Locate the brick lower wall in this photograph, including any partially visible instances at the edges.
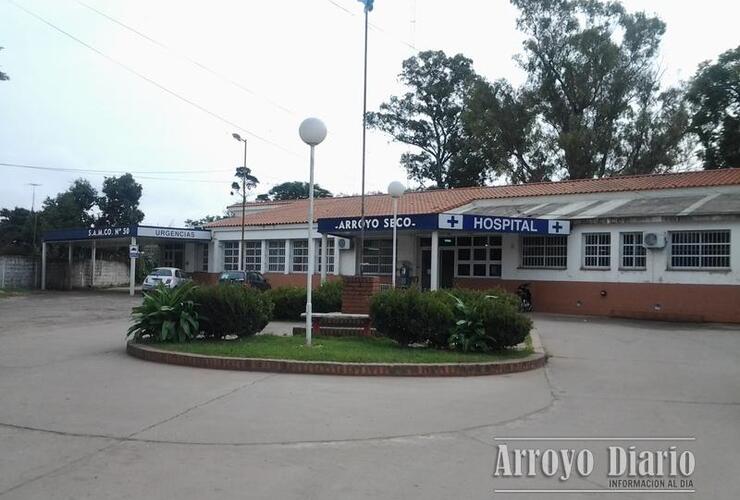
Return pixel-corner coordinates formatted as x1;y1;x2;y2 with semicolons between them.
192;272;340;289
454;277;740;324
342;276;381;314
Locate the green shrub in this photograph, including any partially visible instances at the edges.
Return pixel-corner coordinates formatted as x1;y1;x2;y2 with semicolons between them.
370;288;454;347
370;287;530;351
193;284;273;339
447;292;531;351
266;286;306;321
267;281;344;320
127;283;200;342
314;280;343;313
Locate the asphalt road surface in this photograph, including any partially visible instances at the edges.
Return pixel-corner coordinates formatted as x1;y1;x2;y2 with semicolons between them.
0;291;738;499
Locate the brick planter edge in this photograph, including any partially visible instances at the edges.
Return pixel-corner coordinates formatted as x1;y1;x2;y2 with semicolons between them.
126;342;546;377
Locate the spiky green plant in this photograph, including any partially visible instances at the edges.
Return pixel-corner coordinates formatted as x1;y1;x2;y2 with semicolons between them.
127;283;200;342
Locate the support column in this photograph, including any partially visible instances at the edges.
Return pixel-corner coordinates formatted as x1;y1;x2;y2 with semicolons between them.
129;237;136;296
333;237;340;276
91;241;96;288
41;242;47;290
67;243;73;290
238;240;244;272
283;239;290;275
430;231;439;291
260;240;267;273
320;233;328;284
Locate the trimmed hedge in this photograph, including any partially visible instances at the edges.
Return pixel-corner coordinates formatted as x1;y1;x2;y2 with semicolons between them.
369;288;530;350
193;284;273;339
369;288;454;347
267;280;344;321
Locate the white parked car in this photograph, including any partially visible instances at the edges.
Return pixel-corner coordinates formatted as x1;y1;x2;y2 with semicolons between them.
142;267;190;290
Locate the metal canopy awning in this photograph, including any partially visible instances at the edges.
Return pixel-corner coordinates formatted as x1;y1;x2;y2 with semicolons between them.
462;192;740;220
40;225;212;295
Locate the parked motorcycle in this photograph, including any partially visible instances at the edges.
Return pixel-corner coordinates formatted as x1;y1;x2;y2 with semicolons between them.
517;283;533;312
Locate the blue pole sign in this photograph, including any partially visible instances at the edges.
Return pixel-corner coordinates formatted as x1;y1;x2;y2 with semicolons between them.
318;213;438;234
438;213;570;235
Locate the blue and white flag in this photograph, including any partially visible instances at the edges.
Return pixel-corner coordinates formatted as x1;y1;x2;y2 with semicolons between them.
357;0;374;12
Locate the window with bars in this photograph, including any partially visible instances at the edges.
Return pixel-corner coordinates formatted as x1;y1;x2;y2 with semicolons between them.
242;241;262;271
455;235;502;278
291;240;309;273
669;230;730;269
621;232;646;269
362;239;393;275
223;241;239;271
583;233;611;269
267;240;286;272
521;235;568;268
315;238;335;273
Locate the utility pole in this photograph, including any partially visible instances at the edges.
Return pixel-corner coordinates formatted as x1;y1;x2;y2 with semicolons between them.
27;183;41;252
232;133;248;271
358;0;373;275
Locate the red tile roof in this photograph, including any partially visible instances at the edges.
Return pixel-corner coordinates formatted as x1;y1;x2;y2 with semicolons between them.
206;168;740;228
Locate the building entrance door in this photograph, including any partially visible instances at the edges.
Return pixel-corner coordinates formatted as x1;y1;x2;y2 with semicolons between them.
420;248;455;290
163;243;184;268
439;249;455;289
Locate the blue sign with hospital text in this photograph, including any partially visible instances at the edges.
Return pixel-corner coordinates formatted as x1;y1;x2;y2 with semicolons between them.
438;213;570;235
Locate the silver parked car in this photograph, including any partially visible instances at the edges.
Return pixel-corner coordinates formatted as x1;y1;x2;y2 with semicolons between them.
142;267;190;290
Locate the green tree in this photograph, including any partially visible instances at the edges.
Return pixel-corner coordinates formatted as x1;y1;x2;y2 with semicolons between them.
0;47;8;81
367;50;483;188
508;0;689;179
0;208;34;255
40;179;98;230
687;45;740;169
463;79;557;183
184;215;224;228
97;173;144;226
256;181;333;201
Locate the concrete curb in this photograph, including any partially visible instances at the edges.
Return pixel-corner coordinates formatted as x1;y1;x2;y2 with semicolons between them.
126;342;546;377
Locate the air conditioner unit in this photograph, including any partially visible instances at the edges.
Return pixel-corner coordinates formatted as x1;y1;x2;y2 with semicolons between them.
335;237;352;251
643;232;666;249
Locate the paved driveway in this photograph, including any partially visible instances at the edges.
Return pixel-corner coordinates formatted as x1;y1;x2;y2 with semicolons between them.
0;291;738;499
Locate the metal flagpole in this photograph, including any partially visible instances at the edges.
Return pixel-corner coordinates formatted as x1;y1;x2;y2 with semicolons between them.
358;0;372;276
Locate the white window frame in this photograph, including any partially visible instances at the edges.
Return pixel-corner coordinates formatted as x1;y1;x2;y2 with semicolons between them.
362;239;393;275
242;240;262;272
620;232;646;270
315;238;335;273
267;240;286;272
223;241;239;271
454;235;502;278
291;239;309;273
520;235;568;269
582;232;611;270
668;230;731;270
201;244;209;272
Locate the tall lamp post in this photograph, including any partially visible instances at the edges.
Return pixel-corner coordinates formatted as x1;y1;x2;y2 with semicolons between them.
299;117;327;347
232;133;248;271
387;181;405;288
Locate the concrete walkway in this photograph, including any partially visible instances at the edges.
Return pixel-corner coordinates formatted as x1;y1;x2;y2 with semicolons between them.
0;291;738;499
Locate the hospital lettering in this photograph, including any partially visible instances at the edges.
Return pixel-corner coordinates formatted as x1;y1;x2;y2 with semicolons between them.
153;229;196;238
472;216;538;233
336;217;416;231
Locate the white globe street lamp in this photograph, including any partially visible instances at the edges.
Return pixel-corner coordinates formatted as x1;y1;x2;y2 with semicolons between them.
299;117;327;347
387;181;406;288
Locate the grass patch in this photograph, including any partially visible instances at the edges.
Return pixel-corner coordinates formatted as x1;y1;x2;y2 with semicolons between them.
149;334;534;364
0;288;28;299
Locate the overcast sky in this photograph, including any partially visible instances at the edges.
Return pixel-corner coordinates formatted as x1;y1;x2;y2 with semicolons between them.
1;0;738;226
